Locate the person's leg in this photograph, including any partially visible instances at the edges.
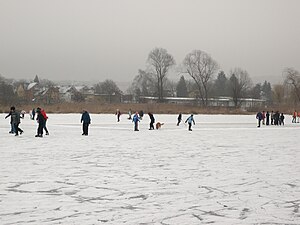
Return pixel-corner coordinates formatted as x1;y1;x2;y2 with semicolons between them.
44;121;49;134
37;123;43;136
10;123;15;133
86;124;89;135
14;123;19;135
82;123;85;135
83;123;89;135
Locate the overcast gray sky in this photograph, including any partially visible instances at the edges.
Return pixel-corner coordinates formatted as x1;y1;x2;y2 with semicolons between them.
0;0;299;84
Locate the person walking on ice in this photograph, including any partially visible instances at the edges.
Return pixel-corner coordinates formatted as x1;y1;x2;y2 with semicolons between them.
177;113;182;126
132;112;140;131
35;108;46;137
185;114;195;131
81;110;91;136
148;112;155;130
5;106;16;134
115;109;121;122
40;108;49;135
11;106;24;136
256;111;263;127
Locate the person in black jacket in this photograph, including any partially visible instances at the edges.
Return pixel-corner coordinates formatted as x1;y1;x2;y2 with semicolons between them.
81;110;91;135
10;106;24;136
35;107;45;137
5;107;15;134
177;113;182;126
148;112;155;130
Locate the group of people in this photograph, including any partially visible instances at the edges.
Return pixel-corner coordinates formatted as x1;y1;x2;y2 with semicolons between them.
5;106;49;137
128;111;195;132
256;110;285;127
11;107;297;136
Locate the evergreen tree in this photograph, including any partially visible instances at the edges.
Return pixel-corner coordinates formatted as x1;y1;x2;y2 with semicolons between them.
261;80;272;102
213;71;228;97
176;76;188;97
251;83;262;99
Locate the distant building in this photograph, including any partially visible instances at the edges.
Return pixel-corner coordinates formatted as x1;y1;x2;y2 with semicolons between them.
139;96;266;108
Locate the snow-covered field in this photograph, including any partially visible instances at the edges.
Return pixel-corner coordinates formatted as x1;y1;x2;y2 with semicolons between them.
0;113;299;225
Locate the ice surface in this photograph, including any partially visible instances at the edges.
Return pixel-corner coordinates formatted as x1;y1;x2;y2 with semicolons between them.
0;113;299;224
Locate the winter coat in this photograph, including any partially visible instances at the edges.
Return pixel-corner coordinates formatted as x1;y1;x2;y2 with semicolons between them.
41;109;48;120
11;111;21;124
81;111;91;124
178;114;182;121
185;115;195;124
256;112;263;120
148;113;155;123
132;114;140;123
36;111;46;124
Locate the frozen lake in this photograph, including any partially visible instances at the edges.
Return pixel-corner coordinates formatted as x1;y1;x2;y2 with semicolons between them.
0;113;299;225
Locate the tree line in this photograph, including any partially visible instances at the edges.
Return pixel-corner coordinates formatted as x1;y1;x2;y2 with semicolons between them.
1;47;300;107
128;47;300;107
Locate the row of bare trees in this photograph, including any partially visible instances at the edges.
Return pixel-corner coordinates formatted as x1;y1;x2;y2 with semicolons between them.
129;48;252;106
129;47;300;107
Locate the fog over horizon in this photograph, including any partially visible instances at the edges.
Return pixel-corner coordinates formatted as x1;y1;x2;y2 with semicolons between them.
1;0;299;85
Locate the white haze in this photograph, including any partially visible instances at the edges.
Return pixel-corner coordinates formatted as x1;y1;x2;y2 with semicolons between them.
0;0;300;84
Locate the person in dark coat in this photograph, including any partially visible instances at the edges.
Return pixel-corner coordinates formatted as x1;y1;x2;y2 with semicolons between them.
274;111;280;125
5;107;16;134
280;113;285;126
266;111;270;125
31;108;36;120
256;111;263;127
81;110;91;136
148;112;155;130
132;112;140;131
40;108;49;135
35;107;46;137
271;111;274;125
177;113;182;126
11;106;24;136
115;109;121;122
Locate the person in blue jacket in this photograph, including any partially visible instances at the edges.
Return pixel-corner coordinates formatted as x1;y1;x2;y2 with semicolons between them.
256;111;263;127
185;114;195;131
81;110;91;135
132;112;140;131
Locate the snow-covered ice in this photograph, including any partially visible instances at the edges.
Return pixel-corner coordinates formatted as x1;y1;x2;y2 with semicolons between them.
0;113;299;225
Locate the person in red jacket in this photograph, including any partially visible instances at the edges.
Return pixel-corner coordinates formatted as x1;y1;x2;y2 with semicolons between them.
292;110;297;123
40;108;49;135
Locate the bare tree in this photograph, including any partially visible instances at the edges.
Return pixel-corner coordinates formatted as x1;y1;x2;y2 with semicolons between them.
283;67;300;103
229;68;252;107
147;48;175;102
183;50;219;105
272;84;285;104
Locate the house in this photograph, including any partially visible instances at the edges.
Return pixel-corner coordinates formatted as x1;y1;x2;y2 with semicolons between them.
139;96;266;108
37;86;60;104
